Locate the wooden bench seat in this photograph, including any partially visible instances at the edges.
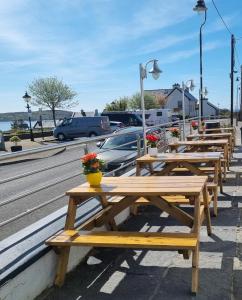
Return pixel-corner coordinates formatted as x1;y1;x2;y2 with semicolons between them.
108;195;211;206
46;230;198;250
170;167;215;173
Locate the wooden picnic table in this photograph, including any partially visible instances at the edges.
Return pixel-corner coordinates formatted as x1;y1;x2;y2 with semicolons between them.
187;132;233;153
169;139;229;173
198;127;236;145
136;152;222;216
46;176;211;294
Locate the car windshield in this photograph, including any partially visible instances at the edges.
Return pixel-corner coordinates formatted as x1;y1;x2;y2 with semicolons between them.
101;133;141;150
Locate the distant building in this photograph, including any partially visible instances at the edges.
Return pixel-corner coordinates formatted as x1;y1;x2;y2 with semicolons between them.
33;120;56;129
145;83;219;118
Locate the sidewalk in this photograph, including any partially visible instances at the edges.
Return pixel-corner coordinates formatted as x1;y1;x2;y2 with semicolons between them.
2;137;56;153
38;136;242;300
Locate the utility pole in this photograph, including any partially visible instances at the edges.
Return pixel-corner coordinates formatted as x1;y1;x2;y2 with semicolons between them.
240;65;242;120
230;34;235;126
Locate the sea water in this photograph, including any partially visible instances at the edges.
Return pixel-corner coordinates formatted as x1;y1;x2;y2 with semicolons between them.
0;121;12;131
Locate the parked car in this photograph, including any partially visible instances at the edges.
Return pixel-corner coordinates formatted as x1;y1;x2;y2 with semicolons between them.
101;111;143;126
97;126;166;174
53;116;111;141
109;121;125;132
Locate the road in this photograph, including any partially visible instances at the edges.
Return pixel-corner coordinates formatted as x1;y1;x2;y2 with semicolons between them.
0;142;98;241
0;121;215;241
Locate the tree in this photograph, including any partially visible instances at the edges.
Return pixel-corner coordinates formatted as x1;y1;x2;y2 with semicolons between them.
104;97;129;111
128;92;159;110
155;93;167;108
28;77;77;125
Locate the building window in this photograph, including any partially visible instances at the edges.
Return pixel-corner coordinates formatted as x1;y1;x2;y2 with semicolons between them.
178;101;182;109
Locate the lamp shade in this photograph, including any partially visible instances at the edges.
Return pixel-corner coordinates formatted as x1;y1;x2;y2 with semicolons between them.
190;80;196;91
204;87;208;96
149;60;162;80
22;91;31;103
193;0;207;12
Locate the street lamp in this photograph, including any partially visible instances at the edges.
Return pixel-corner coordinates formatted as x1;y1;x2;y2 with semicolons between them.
39;108;44;140
236;77;240;125
22;91;34;142
182;80;195;140
139;59;162;154
193;0;207;122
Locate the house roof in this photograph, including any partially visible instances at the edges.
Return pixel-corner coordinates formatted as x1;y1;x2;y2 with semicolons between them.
207;101;219;111
145;87;198;102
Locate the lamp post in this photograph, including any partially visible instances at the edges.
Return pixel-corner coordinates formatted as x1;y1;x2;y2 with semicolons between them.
139;59;162;154
182;80;195;140
23;91;34;142
236;77;240;126
193;0;207;123
39;108;44;140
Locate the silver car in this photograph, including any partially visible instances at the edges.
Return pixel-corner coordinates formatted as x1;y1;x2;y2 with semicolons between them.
97;126;166;175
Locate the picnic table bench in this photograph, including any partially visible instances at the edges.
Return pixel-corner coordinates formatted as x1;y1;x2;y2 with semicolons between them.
169;139;229;178
198;127;236;146
46;176;211;294
136;152;222;216
186;132;233;155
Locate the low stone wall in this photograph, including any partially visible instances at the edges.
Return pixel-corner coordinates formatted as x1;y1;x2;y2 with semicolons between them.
3;131;53;141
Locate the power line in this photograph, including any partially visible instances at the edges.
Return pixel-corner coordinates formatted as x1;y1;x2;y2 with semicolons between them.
211;0;232;35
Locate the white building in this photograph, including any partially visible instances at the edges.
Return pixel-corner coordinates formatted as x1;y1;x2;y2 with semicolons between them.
146;83;219;118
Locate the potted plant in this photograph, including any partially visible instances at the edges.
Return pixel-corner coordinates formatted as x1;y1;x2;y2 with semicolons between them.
191;121;198;133
81;152;104;186
10;136;22;152
146;134;159;156
169;128;180;143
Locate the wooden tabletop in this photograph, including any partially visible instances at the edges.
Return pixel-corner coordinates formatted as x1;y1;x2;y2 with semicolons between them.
66;176;207;197
136;152;222;163
202;127;234;131
187;133;232;138
169;139;228;146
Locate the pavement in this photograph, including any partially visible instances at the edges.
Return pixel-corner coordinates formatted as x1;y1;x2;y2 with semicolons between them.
1;137;56;153
37;137;242;300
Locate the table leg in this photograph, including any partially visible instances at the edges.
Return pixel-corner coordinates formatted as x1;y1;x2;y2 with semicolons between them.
224;144;229;170
136;162;141;176
218;159;223;193
55;197;77;286
202;188;212;235
191;194;201;294
100;195;117;230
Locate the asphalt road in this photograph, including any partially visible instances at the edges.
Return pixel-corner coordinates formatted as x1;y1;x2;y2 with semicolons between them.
0;121;213;241
0;142;98;241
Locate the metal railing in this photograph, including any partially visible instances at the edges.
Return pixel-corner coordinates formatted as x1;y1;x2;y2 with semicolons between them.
0;116;228;229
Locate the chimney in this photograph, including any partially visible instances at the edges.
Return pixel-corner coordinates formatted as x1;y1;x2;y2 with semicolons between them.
172;83;180;88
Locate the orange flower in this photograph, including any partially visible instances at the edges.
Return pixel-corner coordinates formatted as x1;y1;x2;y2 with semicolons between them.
81;152;97;163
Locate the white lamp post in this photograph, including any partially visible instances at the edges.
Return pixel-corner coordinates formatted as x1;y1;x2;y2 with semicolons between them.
139;59;162;154
182;80;195;140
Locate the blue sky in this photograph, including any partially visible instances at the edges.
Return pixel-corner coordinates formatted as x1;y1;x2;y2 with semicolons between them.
0;0;242;113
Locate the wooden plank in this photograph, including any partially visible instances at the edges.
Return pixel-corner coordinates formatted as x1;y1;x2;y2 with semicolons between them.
47;230;198;250
137;153;222;162
146;196;194;227
66;177;207;196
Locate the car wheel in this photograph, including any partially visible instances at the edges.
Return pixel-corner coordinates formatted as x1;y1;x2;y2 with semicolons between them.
57;133;66;141
89;132;97;137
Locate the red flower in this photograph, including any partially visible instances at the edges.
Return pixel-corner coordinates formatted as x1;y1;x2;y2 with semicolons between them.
81;152;97;163
146;134;158;142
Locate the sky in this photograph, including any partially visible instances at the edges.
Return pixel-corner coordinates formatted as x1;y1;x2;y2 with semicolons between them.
0;0;242;113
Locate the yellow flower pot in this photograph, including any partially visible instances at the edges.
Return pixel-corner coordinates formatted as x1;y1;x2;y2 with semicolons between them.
86;172;102;186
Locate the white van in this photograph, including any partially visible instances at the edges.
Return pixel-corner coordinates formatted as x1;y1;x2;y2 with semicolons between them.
135;109;172;126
